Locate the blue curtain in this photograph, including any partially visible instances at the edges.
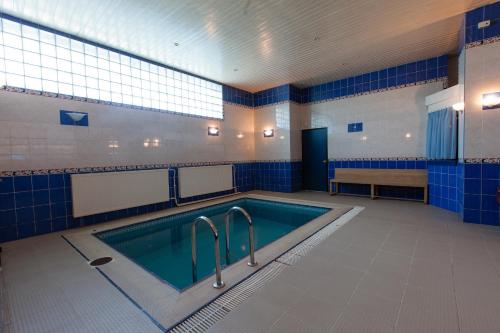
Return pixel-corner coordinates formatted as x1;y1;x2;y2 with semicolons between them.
426;107;457;160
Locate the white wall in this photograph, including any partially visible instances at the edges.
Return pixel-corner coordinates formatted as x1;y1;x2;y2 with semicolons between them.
289;103;310;160
464;42;500;159
307;82;444;159
0;80;452;171
458;49;465;160
253;103;292;160
0;90;255;171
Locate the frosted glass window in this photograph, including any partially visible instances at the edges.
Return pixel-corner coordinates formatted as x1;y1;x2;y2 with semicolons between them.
0;17;223;118
40;43;56;56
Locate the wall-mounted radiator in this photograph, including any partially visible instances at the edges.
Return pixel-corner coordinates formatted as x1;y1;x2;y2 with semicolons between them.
71;169;170;217
178;165;234;199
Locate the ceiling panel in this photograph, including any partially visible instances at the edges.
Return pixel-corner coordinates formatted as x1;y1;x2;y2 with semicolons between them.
0;0;494;91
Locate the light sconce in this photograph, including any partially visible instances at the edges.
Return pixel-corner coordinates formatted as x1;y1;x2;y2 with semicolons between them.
263;129;274;138
452;102;465;111
360;136;368;141
108;140;119;148
143;138;160;148
405;132;412;139
208;127;220;136
236;133;244;139
482;92;500;110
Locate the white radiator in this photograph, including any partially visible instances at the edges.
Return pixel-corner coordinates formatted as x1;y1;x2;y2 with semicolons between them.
71;169;170;217
178;165;234;198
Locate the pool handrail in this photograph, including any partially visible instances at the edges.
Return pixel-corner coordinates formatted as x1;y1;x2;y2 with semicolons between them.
224;206;258;267
191;216;225;289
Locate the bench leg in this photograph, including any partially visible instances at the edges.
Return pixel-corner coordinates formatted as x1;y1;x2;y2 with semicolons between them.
370;184;375;200
330;182;338;195
424;185;428;204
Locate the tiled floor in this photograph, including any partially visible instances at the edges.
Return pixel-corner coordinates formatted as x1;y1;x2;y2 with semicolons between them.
207;192;500;333
1;191;500;333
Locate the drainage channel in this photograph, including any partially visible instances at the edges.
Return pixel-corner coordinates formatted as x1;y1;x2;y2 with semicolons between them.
168;206;363;333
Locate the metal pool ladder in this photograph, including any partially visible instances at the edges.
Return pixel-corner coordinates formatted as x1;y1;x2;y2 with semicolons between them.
191;216;225;289
224;206;258;267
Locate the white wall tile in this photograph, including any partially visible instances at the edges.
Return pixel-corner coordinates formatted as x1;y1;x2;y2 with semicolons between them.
253;103;292;160
464;42;500;159
306;82;444;159
0;91;255;171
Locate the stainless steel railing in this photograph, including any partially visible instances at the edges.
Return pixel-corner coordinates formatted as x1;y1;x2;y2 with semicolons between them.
224;206;257;267
191;216;225;289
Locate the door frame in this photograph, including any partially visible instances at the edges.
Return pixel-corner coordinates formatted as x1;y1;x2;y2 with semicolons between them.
301;127;328;191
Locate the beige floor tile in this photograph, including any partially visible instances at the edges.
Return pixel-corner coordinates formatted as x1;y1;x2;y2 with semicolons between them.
3;191;500;333
285;294;344;332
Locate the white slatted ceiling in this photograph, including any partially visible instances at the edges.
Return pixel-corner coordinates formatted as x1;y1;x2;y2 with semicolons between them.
0;0;493;92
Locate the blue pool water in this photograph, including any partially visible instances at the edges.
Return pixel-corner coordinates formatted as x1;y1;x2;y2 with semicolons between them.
96;198;330;290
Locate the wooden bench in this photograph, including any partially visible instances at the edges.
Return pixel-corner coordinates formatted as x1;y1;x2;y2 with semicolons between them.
329;168;428;203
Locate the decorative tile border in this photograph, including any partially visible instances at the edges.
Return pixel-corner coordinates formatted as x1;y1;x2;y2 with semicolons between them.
330;157;427;161
464;158;500;164
465;36;500;49
0;159;303;177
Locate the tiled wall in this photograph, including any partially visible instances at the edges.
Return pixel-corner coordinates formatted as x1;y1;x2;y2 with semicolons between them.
0;169;177;242
0;91;256;171
222;85;254;108
462;162;500;226
328;159;427;200
3;3;500;244
234;162;255;192
465;1;500;44
302;56;448;104
0;160;305;242
428;161;459;213
222;55;448;109
253;161;302;193
310;82;445;159
461;2;500;226
457;163;465;216
253;85;291;108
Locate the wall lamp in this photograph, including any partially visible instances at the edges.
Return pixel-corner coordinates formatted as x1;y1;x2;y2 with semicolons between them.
263;129;274;138
482;92;500;110
208;127;220;136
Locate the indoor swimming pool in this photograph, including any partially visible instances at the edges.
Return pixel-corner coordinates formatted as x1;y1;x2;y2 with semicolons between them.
96;198;330;289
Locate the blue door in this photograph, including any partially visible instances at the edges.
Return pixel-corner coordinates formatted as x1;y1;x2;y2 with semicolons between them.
302;128;328;191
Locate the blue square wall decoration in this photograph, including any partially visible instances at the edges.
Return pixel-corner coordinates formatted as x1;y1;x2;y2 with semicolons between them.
60;110;88;126
348;122;363;133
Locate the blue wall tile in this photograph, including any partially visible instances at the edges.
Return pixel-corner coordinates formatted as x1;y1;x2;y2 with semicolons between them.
14;176;32;192
0;177;14;193
0;193;15;210
223;55;447;109
32;175;49;190
15;192;33;208
465;2;500;44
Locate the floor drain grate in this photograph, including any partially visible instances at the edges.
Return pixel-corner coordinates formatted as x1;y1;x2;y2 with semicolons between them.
89;257;113;266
